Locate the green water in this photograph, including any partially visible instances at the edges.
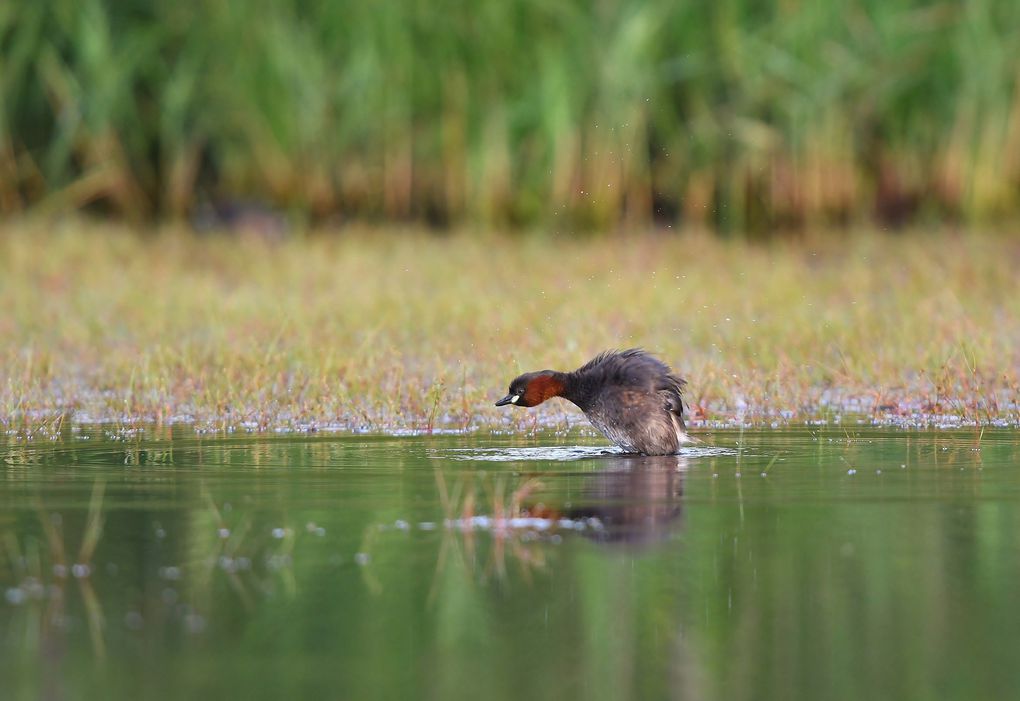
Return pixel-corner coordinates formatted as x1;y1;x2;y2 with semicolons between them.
2;427;1019;701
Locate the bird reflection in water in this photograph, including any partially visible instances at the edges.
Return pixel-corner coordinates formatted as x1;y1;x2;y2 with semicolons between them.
527;454;687;547
414;453;689;599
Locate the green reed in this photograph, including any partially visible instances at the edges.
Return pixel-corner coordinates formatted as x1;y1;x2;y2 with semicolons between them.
1;0;1019;231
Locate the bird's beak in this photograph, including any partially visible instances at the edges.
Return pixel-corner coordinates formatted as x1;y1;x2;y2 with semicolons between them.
495;394;518;407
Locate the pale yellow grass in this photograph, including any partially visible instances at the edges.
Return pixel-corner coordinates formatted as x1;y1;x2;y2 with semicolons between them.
2;221;1019;432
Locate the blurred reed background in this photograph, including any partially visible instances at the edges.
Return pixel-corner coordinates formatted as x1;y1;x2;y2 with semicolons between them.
2;0;1019;234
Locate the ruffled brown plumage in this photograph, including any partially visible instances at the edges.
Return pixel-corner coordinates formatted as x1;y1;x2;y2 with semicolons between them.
495;349;691;455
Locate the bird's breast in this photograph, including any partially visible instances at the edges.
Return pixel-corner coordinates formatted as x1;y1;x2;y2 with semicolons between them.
585;411;639;453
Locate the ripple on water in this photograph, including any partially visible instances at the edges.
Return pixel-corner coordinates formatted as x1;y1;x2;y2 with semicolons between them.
436;445;736;462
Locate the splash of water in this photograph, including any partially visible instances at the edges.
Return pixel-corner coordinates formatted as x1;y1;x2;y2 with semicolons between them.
435;445;735;462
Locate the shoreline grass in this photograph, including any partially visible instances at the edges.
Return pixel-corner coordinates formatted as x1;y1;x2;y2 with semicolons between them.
2;221;1019;435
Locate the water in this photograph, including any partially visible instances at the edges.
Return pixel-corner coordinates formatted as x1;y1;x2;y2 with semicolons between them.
2;426;1019;701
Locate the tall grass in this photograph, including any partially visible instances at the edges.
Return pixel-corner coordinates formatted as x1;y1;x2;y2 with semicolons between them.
1;0;1019;231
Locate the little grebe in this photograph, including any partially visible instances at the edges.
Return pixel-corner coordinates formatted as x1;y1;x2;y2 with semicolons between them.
495;349;692;455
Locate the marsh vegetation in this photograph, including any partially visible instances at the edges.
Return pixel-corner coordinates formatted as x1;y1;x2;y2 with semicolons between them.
2;223;1017;433
3;1;1020;230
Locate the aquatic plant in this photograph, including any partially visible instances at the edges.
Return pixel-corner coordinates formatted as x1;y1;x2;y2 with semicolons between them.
1;0;1019;229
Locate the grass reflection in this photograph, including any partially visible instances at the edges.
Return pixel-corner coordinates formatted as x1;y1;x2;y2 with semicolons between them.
4;430;1020;701
0;479;107;666
354;456;691;601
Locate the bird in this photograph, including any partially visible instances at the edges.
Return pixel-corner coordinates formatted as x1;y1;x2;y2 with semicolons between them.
495;349;693;455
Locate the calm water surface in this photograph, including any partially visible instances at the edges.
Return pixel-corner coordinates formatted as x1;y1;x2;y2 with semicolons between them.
2;427;1019;701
